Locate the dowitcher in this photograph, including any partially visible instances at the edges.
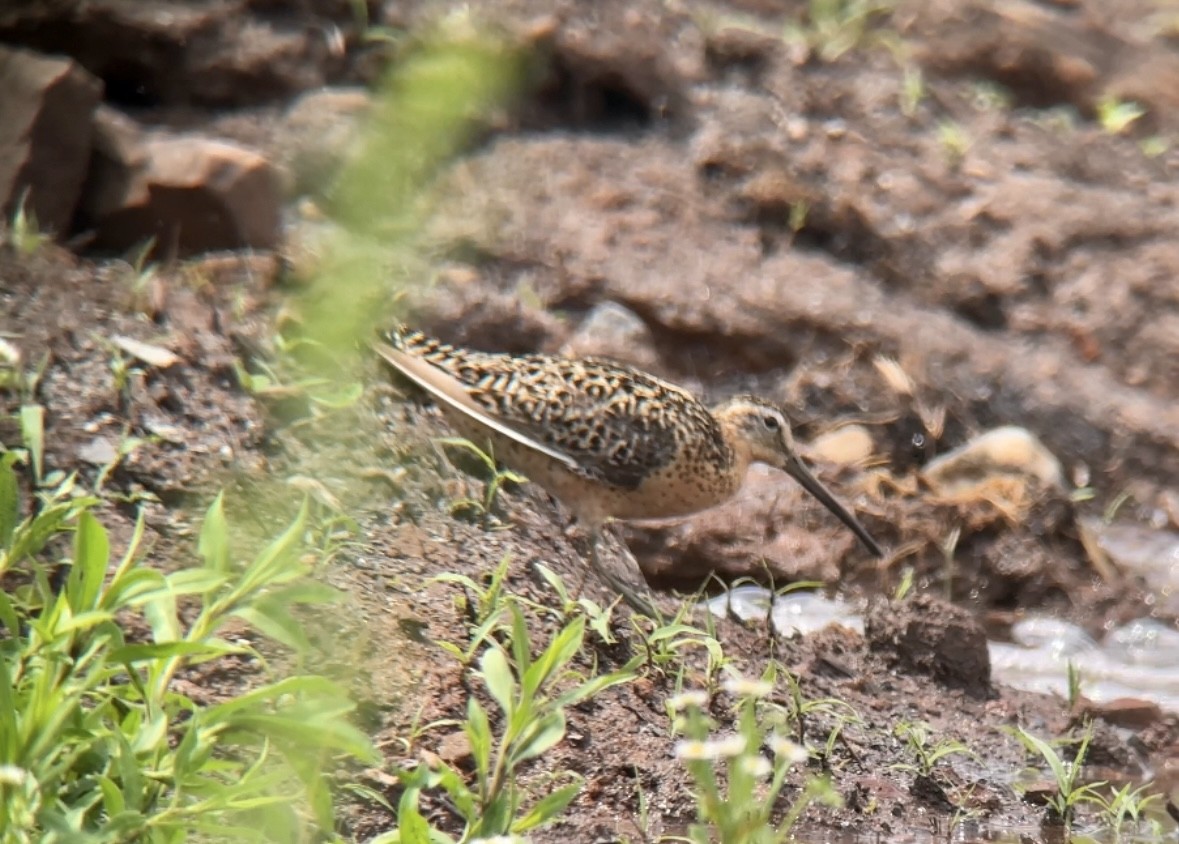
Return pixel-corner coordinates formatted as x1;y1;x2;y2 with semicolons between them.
375;326;884;614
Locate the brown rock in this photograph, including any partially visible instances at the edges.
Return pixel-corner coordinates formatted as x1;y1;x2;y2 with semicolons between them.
90;134;282;255
76;105;146;228
0;45;102;235
864;594;992;698
276;87;372;198
0;1;330;108
1072;696;1164;731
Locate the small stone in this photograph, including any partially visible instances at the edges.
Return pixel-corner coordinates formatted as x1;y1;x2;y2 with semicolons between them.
436;731;472;766
111;335;180;369
562;301;660;371
77;437;118;466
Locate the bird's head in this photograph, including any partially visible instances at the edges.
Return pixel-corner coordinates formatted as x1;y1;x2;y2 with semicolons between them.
713;395;884;557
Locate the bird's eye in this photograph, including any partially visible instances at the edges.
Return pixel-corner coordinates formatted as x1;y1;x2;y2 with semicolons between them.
762;414;780;431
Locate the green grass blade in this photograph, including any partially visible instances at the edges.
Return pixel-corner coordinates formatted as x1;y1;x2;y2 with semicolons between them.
18;404;44;484
68;510;109;612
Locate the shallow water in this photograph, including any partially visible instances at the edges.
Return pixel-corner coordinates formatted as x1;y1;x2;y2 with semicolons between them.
707;518;1179;714
706;587;1179;715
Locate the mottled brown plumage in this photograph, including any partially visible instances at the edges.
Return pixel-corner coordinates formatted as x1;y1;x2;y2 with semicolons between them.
375;326;883;613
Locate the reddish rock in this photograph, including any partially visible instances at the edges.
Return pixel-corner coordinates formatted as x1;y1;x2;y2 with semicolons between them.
0;45;102;235
90;134;282;255
1072;696;1164;731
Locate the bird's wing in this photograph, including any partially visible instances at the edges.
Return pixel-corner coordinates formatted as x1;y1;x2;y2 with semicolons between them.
376;333;688;490
373;340;583;471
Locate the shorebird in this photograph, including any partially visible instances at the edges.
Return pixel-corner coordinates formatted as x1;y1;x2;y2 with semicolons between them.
375;326;884;614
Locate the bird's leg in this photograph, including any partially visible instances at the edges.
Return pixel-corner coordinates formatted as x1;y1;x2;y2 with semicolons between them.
587;526;661;620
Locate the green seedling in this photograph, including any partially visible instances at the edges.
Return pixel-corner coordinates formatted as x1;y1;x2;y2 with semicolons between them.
789;0;896;62
646;618;727;691
0;465;376;840
384;602;637;842
1066;660;1084;709
781;666;861;750
432;553;517;666
971;81;1014;112
1103;490;1132;524
5;190;52;256
900;63;925;117
1009;722;1105;828
1092;781;1163;841
890;721;976;778
1141;135;1169;158
670;677;842;843
533;562;619;645
1096;95;1145;135
233;355;364;413
893;565;915;601
937;121;971;165
436;436;526;529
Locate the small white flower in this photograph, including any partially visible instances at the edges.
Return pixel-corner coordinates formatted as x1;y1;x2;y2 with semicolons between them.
675;739;711;760
722;675;774;698
667;689;709;711
769;735;809;765
0;765;28;785
741;755;773;779
712;734;748;757
675;734;747;760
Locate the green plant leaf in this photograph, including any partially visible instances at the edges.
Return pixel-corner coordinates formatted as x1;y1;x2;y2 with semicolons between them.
234;598;311;651
264;580;344;607
104;567;167;609
162;568;233;596
309;381;364;408
237;499;309;594
110;640;241;664
199;492;230;572
68;510;109;612
513;710;566;763
396;784;433;844
436;437;496;474
0;590;18;636
513;781;581;832
143;589;181;643
0;452;19;552
96;774;126;817
430;761;477;823
525;615;583;697
480;646;516;718
19;404;44;484
465;697;492;775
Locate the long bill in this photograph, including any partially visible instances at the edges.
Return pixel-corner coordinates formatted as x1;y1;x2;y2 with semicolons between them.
783;454;884;557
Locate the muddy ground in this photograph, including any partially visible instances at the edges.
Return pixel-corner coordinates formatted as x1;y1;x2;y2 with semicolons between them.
3;0;1179;840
